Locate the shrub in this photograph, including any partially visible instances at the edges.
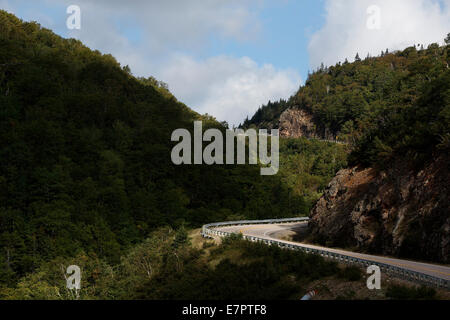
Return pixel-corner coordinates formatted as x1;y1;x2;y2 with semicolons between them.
386;285;437;300
338;266;363;281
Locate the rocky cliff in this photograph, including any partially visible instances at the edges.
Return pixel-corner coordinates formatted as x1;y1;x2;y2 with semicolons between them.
279;108;335;140
308;155;450;263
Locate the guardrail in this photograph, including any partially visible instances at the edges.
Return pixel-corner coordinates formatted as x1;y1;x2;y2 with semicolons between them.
202;218;450;290
306;137;348;145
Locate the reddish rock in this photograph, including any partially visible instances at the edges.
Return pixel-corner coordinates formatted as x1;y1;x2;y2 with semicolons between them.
308;156;450;263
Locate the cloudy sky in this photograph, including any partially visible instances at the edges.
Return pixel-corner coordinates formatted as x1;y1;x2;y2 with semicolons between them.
1;0;449;126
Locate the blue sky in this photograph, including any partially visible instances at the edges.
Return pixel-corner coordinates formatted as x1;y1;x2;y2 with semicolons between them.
202;1;326;80
4;0;325;80
1;0;449;126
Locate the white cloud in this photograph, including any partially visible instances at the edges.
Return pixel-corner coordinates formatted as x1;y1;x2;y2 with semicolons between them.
44;0;295;127
158;55;300;127
308;0;450;68
59;0;263;54
1;0;300;126
109;51;300;127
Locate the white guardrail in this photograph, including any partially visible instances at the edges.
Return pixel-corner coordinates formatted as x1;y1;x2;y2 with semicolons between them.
202;218;450;290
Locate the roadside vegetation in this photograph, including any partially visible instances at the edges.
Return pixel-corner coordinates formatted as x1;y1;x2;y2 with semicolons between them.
0;229;357;300
2;229;444;300
1;10;447;300
386;285;437;300
0;229;333;299
0;10;307;286
0;11;348;294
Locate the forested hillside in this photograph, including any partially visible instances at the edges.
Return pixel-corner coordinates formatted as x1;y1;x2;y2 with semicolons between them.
244;35;450;264
0;11;307;285
278;138;347;210
242;99;290;130
1;9;448;299
244;38;450;166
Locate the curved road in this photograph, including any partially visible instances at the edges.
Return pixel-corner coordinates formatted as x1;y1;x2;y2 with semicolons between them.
216;222;450;281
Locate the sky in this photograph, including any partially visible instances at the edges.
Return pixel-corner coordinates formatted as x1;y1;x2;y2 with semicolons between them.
1;0;449;127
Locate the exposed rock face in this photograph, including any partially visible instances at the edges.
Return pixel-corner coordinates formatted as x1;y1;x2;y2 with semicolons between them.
308;156;450;263
279;108;318;138
279;108;334;140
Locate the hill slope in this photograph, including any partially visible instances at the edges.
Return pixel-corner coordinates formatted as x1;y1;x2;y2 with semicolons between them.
244;37;450;263
244;41;450;166
0;11;305;284
309;155;449;263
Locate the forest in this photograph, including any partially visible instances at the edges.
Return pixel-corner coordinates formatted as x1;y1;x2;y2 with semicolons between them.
0;10;447;299
0;9;351;297
0;10;311;287
244;37;450;167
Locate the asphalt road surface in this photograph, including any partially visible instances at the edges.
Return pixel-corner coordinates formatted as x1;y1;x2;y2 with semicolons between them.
216;222;450;281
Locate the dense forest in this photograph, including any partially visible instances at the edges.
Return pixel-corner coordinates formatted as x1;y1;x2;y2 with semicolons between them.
243;38;450;166
241;99;290;130
0;11;314;286
1;10;447;299
278;138;347;209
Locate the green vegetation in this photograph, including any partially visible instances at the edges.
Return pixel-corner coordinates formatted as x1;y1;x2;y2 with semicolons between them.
0;230;342;300
337;266;363;282
134;236;340;300
244;38;450;167
1;10;446;300
351;68;450;166
386;285;437;300
278;138;348;209
0;11;306;287
242;99;290;130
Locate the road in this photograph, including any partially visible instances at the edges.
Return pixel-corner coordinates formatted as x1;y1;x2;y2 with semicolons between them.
216;222;450;281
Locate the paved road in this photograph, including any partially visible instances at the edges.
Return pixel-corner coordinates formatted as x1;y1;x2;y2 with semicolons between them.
216;222;450;281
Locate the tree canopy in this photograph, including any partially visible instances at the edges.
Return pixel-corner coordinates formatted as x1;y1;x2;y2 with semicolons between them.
0;10;304;285
245;38;450;166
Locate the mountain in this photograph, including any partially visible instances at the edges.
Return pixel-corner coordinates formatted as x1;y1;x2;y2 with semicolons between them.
308;65;450;263
0;10;447;300
244;42;450;165
245;36;450;263
0;11;305;285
